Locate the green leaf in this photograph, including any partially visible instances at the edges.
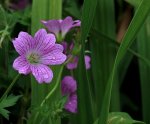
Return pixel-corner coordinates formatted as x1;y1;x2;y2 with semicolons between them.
0;95;22;119
0;5;7;29
108;112;145;124
125;0;142;8
137;15;150;124
73;0;97;123
0;5;17;47
94;113;145;124
12;6;31;26
0;108;10;120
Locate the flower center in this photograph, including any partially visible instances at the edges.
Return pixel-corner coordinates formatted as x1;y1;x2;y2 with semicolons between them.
27;53;40;64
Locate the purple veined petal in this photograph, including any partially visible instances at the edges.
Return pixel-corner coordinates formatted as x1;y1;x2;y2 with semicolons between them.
60;16;73;37
61;76;77;95
13;55;31;74
40;44;66;65
40;46;67;65
30;64;53;83
41;20;60;36
66;56;78;70
84;55;91;69
50;44;64;53
13;32;33;55
34;29;56;55
65;93;77;113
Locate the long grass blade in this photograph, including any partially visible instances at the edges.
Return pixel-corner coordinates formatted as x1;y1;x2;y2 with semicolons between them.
74;0;97;123
137;15;150;124
99;0;150;123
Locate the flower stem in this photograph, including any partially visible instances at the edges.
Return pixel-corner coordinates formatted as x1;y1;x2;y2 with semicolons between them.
0;74;20;101
40;65;64;106
33;65;64;124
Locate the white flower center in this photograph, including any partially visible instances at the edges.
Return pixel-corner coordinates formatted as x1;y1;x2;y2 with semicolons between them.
27;53;40;64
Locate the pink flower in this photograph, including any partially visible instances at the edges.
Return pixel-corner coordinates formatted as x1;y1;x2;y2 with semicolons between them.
61;76;77;113
41;16;81;41
64;93;77;113
13;29;66;83
61;41;91;70
61;76;77;95
66;55;91;70
66;55;78;69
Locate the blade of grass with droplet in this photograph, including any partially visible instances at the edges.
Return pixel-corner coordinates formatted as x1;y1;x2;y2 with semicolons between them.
98;0;150;124
137;15;150;124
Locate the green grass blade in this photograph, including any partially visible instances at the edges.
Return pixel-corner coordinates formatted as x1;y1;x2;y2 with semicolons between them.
74;0;97;123
137;15;150;124
99;0;150;123
90;0;120;117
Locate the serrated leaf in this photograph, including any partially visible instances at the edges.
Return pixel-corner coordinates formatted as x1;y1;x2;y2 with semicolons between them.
0;5;17;29
0;95;22;108
0;5;17;47
0;108;10;120
0;95;22;119
12;6;31;26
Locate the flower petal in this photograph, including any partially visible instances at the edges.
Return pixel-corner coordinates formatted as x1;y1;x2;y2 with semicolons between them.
50;44;64;53
65;93;77;113
40;44;66;65
13;32;33;55
61;76;77;95
66;56;78;70
60;16;73;37
72;20;81;27
30;64;53;83
61;41;68;54
13;56;31;74
34;29;56;54
85;55;91;69
41;20;60;36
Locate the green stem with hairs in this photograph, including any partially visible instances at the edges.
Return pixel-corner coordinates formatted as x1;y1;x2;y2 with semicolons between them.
33;65;64;124
0;74;20;102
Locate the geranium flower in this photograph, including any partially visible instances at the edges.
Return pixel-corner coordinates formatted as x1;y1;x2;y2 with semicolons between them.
13;29;66;83
64;93;77;113
66;55;91;70
66;55;78;69
61;76;77;95
61;76;77;113
41;16;81;41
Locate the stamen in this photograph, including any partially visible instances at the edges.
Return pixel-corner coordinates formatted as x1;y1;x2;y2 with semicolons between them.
27;53;40;64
